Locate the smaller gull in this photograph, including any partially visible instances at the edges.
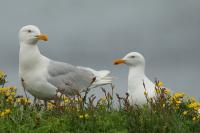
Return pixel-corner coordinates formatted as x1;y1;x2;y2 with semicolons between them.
113;52;155;105
19;25;112;101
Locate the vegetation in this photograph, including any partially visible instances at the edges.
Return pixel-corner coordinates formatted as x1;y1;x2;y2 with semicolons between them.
0;70;200;133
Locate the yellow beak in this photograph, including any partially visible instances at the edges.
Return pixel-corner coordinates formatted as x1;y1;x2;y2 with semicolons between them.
113;59;125;65
35;34;48;41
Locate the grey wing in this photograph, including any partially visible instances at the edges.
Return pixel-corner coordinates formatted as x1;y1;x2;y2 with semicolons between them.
47;61;95;96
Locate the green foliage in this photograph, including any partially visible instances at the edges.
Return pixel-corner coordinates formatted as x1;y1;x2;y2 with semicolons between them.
0;70;200;133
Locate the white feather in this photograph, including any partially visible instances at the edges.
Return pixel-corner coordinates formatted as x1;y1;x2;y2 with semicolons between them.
77;66;112;88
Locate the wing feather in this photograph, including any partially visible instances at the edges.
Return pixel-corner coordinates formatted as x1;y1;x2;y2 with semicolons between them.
47;61;95;95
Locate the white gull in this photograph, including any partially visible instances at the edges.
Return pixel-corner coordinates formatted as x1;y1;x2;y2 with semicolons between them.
114;52;155;105
19;25;112;100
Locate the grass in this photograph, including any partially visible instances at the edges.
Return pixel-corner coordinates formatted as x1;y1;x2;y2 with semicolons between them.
0;70;200;133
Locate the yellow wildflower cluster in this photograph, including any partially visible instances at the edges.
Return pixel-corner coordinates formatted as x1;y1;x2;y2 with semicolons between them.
156;81;164;87
0;86;16;104
79;113;89;119
154;81;170;95
188;102;200;110
0;87;15;94
0;70;6;85
148;81;200;121
63;96;70;104
171;92;185;106
192;115;200;121
173;92;185;99
47;102;55;110
164;89;170;94
0;70;5;78
0;82;30;107
45;95;85;111
0;109;11;117
98;97;107;105
176;94;200;120
180;100;200;121
182;111;188;115
75;97;83;102
188;97;196;103
16;97;31;105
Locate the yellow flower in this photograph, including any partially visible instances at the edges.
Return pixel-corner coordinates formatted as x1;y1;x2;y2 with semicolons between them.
4;109;11;114
192;117;196;121
99;97;107;105
156;81;164;87
11;92;16;96
155;89;161;94
162;104;166;108
188;97;196;103
79;113;89;119
182;111;188;115
173;92;185;99
144;91;148;96
16;97;31;105
6;96;14;103
164;89;170;94
0;70;5;78
0;87;9;94
79;115;83;119
0;86;16;95
47;102;55;110
175;100;181;105
0;112;5;117
100;97;106;102
85;114;89;118
63;96;70;104
5;91;11;96
10;86;16;90
188;102;200;110
75;97;83;102
0;109;11;117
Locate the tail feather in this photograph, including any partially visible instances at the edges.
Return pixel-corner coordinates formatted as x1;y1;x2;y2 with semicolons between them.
96;70;110;78
77;66;112;88
90;70;112;88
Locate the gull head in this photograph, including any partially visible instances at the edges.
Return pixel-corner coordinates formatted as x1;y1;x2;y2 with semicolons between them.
19;25;48;45
113;52;145;67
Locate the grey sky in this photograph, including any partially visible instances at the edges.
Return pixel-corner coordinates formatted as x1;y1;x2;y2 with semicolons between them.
0;0;200;98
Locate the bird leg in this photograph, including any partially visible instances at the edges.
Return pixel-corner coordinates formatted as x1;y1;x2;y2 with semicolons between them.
44;100;48;109
21;78;28;99
52;88;65;107
33;97;38;105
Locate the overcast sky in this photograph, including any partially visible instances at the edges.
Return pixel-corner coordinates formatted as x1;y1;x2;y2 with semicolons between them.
0;0;200;99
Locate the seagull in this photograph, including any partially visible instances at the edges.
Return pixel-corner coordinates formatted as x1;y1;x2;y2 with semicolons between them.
19;25;112;101
113;52;155;105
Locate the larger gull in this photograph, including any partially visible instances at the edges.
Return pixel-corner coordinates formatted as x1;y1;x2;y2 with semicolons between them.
19;25;112;100
113;52;155;105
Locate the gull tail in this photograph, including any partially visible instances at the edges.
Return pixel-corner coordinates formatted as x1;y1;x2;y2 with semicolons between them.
77;66;112;88
90;70;112;88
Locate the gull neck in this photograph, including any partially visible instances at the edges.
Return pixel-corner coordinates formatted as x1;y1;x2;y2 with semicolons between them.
128;65;145;78
19;42;43;71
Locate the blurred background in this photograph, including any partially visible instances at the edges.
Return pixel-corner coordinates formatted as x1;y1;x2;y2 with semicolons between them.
0;0;200;99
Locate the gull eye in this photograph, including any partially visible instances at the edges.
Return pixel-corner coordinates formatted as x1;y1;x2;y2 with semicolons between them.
27;30;32;33
130;55;135;58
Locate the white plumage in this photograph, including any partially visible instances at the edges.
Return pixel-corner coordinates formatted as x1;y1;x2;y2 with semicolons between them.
114;52;155;105
19;25;112;100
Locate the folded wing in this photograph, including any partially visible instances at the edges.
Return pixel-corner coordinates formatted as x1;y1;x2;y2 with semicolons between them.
47;61;95;95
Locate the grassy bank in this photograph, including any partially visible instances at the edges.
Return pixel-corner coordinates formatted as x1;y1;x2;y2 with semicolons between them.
0;70;200;133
